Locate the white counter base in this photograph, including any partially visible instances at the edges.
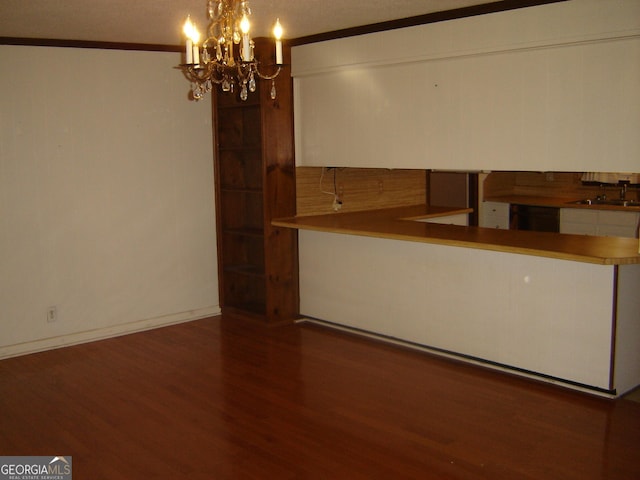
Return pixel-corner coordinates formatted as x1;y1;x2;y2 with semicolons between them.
299;230;640;396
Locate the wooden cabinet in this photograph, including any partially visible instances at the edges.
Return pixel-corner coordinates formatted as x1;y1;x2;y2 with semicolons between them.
213;39;298;323
560;208;640;238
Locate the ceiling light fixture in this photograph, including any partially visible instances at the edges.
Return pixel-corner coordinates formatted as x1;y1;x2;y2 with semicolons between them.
178;0;284;101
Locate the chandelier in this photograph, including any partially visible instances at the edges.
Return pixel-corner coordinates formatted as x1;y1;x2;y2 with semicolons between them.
179;0;284;101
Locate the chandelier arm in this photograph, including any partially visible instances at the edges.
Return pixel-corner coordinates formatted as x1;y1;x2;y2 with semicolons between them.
235;62;252;83
183;64;213;82
207;65;230;84
255;65;282;81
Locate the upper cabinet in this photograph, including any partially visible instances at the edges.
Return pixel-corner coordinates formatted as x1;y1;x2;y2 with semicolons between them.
292;0;640;172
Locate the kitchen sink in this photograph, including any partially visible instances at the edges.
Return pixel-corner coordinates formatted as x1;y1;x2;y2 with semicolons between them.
567;199;640;207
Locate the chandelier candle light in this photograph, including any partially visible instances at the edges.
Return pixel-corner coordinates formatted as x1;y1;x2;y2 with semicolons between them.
179;0;284;101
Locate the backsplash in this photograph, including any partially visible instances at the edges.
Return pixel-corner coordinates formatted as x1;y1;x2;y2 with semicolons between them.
295;169;639;216
483;172;640;201
295;167;426;216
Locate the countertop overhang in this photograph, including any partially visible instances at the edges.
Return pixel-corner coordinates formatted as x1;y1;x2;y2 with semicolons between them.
273;204;640;265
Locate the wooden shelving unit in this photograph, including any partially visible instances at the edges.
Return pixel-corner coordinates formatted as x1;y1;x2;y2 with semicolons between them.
213;38;298;324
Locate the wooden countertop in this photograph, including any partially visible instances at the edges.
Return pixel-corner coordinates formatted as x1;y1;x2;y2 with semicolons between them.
273;204;640;265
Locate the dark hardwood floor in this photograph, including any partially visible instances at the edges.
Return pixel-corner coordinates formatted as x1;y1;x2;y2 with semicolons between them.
1;315;639;479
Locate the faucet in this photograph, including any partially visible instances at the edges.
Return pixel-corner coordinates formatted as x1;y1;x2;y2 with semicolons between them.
598;184;607;201
620;181;629;200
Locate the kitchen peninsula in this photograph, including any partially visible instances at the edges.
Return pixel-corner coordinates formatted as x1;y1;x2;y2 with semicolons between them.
285;0;640;397
274;205;640;397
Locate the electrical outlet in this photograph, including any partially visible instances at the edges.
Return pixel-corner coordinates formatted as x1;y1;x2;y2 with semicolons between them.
47;306;58;323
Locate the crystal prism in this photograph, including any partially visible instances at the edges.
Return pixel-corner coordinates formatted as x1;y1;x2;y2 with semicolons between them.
270;80;277;100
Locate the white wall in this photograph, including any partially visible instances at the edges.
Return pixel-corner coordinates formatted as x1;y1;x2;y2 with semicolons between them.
292;0;640;172
0;45;219;357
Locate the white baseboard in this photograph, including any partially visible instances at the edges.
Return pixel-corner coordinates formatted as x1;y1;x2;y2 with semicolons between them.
0;306;222;360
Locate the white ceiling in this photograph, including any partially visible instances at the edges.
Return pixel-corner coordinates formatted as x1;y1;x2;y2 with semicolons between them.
0;0;499;45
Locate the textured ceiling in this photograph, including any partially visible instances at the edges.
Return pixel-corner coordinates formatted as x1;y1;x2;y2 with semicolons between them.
0;0;497;45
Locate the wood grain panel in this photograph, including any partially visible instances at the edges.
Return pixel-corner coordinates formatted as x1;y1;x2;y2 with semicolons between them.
483;172;640;202
296;167;427;216
213;38;298;323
